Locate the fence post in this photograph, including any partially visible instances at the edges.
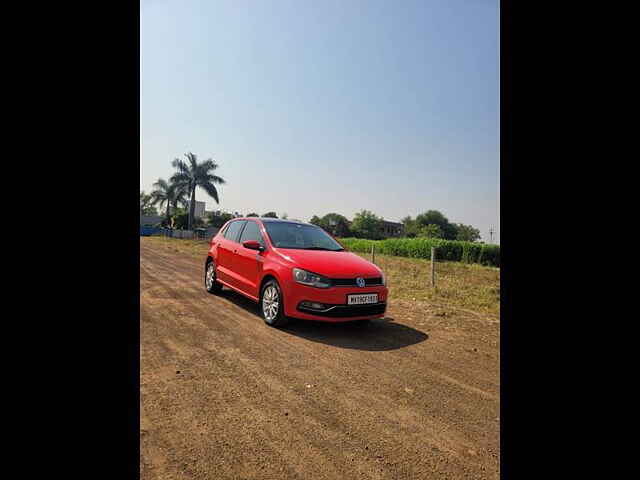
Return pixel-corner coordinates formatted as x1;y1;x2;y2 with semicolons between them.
430;247;436;288
371;244;375;264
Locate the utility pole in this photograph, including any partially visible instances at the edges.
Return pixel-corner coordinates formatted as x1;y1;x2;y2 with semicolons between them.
489;227;494;244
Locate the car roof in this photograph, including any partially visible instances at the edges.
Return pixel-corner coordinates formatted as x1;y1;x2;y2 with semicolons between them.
232;217;310;225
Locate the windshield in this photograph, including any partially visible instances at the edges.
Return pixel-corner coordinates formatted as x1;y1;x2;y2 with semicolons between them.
263;222;344;251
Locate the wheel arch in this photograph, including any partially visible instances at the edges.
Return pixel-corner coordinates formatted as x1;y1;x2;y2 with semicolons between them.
259;264;289;300
259;273;278;297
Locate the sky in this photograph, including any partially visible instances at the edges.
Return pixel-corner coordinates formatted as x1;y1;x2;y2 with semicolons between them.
141;0;500;243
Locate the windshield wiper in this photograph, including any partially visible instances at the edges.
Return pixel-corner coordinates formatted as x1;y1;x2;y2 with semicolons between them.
303;246;344;251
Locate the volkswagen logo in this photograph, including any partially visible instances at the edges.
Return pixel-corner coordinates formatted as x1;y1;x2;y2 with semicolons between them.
356;277;365;288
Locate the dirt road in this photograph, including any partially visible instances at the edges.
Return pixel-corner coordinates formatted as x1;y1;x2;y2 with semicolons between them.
140;239;500;479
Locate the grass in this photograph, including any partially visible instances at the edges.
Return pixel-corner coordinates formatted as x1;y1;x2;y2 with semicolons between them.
144;235;212;258
142;236;500;318
365;253;500;318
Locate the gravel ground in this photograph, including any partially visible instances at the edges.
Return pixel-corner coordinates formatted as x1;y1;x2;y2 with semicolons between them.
140;238;500;479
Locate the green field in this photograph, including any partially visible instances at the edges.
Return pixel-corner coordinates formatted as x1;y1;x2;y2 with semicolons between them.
338;237;500;267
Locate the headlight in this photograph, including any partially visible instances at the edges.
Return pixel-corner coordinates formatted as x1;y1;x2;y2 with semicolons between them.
292;268;331;288
380;271;386;286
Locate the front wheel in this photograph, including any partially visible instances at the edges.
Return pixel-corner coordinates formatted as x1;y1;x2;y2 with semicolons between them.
260;279;289;327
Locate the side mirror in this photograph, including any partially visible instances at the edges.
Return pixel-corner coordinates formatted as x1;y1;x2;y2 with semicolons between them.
243;240;264;251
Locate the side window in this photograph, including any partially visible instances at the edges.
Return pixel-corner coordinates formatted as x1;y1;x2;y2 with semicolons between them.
239;221;264;246
223;221;246;242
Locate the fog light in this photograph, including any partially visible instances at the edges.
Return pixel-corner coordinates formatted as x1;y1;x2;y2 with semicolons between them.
300;301;326;310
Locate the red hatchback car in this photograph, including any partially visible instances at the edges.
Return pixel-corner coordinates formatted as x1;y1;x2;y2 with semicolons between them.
205;218;388;327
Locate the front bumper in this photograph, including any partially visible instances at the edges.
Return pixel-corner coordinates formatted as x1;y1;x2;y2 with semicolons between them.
297;301;387;318
282;283;388;322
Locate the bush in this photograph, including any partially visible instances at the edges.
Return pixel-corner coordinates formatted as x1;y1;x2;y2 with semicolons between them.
479;244;500;267
462;242;482;263
337;237;500;267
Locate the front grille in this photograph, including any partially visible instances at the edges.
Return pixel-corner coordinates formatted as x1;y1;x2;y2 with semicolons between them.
331;277;383;287
297;302;387;318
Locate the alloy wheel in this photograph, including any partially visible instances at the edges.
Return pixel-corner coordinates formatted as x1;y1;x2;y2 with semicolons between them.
262;285;279;321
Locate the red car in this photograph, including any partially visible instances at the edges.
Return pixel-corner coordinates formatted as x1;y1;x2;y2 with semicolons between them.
204;218;388;327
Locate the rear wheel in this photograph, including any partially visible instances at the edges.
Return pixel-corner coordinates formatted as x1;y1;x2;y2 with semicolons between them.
260;279;289;327
205;260;223;294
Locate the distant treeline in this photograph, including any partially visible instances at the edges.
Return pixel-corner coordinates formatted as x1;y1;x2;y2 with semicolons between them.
310;210;483;243
205;209;490;246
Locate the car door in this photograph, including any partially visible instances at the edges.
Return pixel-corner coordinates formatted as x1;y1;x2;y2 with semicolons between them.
216;220;246;287
235;220;266;299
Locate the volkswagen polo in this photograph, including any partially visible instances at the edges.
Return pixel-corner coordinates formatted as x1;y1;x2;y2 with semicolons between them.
204;218;388;327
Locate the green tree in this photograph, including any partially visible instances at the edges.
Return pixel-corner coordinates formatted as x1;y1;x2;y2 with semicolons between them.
164;206;185;229
174;210;189;229
401;215;420;238
246;212;259;217
309;215;322;226
139;191;158;216
455;223;481;242
149;178;189;226
174;210;204;229
320;213;351;237
351;210;384;240
262;211;278;218
170;152;226;230
208;211;235;228
415;210;458;240
418;224;443;238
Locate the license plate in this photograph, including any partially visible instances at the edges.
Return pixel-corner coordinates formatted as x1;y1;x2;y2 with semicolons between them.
347;293;378;305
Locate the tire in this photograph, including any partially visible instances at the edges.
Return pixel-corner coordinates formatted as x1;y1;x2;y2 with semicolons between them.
260;279;289;327
205;260;223;294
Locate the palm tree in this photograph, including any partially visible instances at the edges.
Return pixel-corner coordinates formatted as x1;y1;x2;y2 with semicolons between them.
170;152;226;230
150;179;189;227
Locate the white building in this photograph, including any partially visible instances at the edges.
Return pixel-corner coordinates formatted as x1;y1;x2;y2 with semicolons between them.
187;201;206;218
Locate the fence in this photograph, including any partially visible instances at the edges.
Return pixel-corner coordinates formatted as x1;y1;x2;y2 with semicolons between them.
368;244;440;288
140;225;162;236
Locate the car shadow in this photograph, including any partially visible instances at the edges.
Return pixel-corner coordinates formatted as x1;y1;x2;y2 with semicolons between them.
217;288;428;352
279;317;428;351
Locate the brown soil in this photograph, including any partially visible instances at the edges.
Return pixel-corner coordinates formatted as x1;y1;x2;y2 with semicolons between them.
140;238;500;479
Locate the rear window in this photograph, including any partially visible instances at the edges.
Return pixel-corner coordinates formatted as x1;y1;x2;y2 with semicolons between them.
223;221;246;242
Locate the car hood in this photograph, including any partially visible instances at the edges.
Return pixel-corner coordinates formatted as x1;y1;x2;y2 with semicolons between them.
273;249;382;278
